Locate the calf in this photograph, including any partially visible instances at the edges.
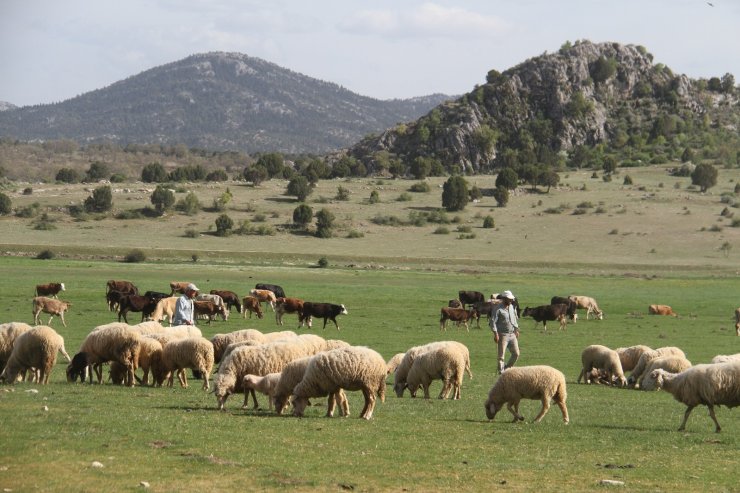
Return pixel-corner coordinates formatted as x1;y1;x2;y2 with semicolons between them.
472;300;502;328
106;280;138;295
169;281;192;296
241;296;264;319
300;302;347;330
458;290;485;309
32;296;72;327
144;291;170;303
439;306;477;332
118;294;158;323
255;283;286;299
550;296;578;322
197;293;224;307
648;304;677;317
195;300;228;323
210;290;242;314
448;299;463;309
275;297;304;325
106;290;127;312
569;295;604;320
250;289;277;311
35;282;65;298
521;304;569;331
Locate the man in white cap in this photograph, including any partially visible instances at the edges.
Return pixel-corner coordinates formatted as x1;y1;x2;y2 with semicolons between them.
489;290;520;374
173;283;199;326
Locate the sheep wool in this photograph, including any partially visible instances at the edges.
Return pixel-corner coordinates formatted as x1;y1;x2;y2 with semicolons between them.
242;372;281;409
292;346;387;420
73;323;142;386
406;343;469;400
211;329;268;363
629;347;685;385
386;353;405;375
484;365;569;424
273;356;348;417
711;353;740;364
578;345;626;387
615;345;653;372
0;325;69;384
637;356;692;390
153;337;214;390
394;341;472;397
652;362;740;432
137;337;164;386
0;322;34;370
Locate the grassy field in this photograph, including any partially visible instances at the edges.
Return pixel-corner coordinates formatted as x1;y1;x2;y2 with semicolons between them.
0;255;738;493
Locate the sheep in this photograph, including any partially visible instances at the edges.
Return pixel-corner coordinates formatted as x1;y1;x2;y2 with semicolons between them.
394;341;472;397
484;365;569;424
615;345;653;372
628;346;686;386
137;337;164;385
651;362;740;432
271;356;348;417
637;356;693;390
0;326;69;385
32;297;72;327
386;353;405;375
242;372;281;409
210;329;296;363
711;354;740;364
406;344;470;400
291;346;387;420
218;331;300;363
0;322;34;371
151;337;214;390
577;345;627;387
68;323;142;386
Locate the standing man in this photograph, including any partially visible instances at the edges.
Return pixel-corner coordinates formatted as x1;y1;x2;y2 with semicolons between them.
490;290;520;374
173;283;199;326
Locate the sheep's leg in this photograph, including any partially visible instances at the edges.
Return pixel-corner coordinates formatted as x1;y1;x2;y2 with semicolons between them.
360;387;372;419
707;405;722;433
94;363;103;384
507;401;524;422
678;404;696;431
326;393;336;417
202;370;210;391
47;315;54;326
533;398;552;423
556;397;570;424
242;389;250;409
178;369;188;388
336;390;350;417
250;389;259;409
422;382;431;399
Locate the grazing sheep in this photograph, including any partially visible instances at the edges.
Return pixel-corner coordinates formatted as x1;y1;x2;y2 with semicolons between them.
394;341;472;397
137;337;164;386
68;323;141;386
615;345;653;372
242;373;281;409
637;356;693;390
711;354;740;364
406;344;470;399
32;297;72;327
210;329;297;364
0;326;69;384
151;337;214;390
651;362;740;432
577;345;627;387
0;322;34;371
273;356;349;416
484;365;569;424
386;353;405;375
291;346;387;420
629;347;686;386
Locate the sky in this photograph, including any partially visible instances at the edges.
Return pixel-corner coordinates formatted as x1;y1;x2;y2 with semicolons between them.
1;0;738;107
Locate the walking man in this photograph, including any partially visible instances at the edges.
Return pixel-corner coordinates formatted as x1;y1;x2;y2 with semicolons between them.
490;290;520;374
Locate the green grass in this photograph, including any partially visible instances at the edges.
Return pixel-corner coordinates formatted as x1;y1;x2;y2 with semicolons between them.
1;257;739;492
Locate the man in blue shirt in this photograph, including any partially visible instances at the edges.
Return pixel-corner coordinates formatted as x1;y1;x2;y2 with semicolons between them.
173;283;199;326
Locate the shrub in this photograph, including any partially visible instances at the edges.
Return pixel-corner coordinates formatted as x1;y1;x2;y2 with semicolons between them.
150;185;175;215
206;169;229;182
368;190;380;204
293;204;313;229
16;202;41;218
335;186;351;201
124;249;146;263
576;201;594;209
287;176;312;201
176;192;201;216
109;173;126;183
141;162;167;183
315;208;335;238
457;233;477;240
22;187;33;195
396;192;412;202
347;230;364;238
371;215;403;226
408;182;430;193
33;213;56;230
483;216;495;228
433;226;450;234
184;228;199;238
36;249;55;260
85;161;109;182
442;176;469;211
215;213;234;236
253;213;266;222
55;168;81;183
493;186;509;207
84;185;113;213
572;208;588;215
456;225;472;233
317;257;329;268
0;192;11;215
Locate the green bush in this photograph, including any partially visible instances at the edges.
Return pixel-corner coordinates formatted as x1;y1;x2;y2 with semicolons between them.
124;249;146;263
433;226;450;234
347;230;364;238
184;228;199;238
317;257;329;268
483;216;495;228
36;249;55;260
215;213;234;236
115;210;144;220
84;185;113;213
408;182;430;193
368;190;380;204
396;192;412;202
0;192;11;215
22;187;33;195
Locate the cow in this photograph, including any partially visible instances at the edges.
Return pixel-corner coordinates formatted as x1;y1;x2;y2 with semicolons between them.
35;282;65;298
255;283;286;299
194;300;228;323
117;294;159;323
197;293;224;308
569;295;604;320
210;290;242;314
169;281;192;296
151;296;179;325
458;290;485;309
299;302;347;330
439;306;477;332
106;280;138;295
32;296;72;327
550;296;578;322
144;291;170;303
471;300;500;328
241;296;264;319
648;304;678;317
250;289;277;311
493;293;522;317
106;290;127;312
521;304;569;331
275;297;304;325
448;299;463;308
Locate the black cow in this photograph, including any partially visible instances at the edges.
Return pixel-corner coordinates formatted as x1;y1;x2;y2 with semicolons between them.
550;296;578;322
472;300;500;328
521;304;569;331
106;290;127;312
210;290;242;314
118;294;158;323
144;291;170;303
300;302;348;330
458;290;485;308
255;283;286;299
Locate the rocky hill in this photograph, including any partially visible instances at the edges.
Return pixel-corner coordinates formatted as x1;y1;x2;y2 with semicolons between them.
0;52;451;154
343;40;738;175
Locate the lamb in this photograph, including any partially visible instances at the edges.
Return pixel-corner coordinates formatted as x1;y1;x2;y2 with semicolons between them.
273;356;349;417
137;337;164;386
151;337;214;390
386;353;405;375
68;323;141;386
406;343;470;400
615;345;653;372
242;372;281;409
651;362;740;432
577;345;627;387
711;353;740;364
637;356;693;390
291;346;387;420
0;322;34;371
628;346;686;386
0;326;70;384
32;296;72;327
394;341;472;397
484;365;569;424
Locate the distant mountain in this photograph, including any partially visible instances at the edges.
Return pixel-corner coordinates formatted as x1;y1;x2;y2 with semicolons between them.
0;101;17;112
0;52;452;153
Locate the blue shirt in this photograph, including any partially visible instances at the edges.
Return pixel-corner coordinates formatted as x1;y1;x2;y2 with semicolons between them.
173;295;194;325
490;303;519;334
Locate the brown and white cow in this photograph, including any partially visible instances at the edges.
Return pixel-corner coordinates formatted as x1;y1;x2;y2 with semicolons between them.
648;304;677;317
194;300;228;323
32;297;72;327
275;297;305;325
170;281;193;296
569;295;604;320
439;307;477;332
210;290;242;314
241;296;264;319
249;289;277;311
35;282;65;298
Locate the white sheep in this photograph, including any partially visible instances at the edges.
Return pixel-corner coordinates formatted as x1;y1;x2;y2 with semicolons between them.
0;326;70;384
291;346;387;420
386;353;405;375
484;365;569;424
651;362;740;432
629;346;686;385
220;331;306;362
242;373;281;409
711;353;740;364
69;323;142;386
615;345;652;372
0;322;34;371
210;329;296;363
393;341;472;397
272;356;349;416
406;343;470;400
577;345;627;387
137;337;164;386
637;355;692;390
151;337;214;390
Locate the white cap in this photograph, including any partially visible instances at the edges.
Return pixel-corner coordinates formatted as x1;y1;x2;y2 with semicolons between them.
187;283;199;292
502;290;515;300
